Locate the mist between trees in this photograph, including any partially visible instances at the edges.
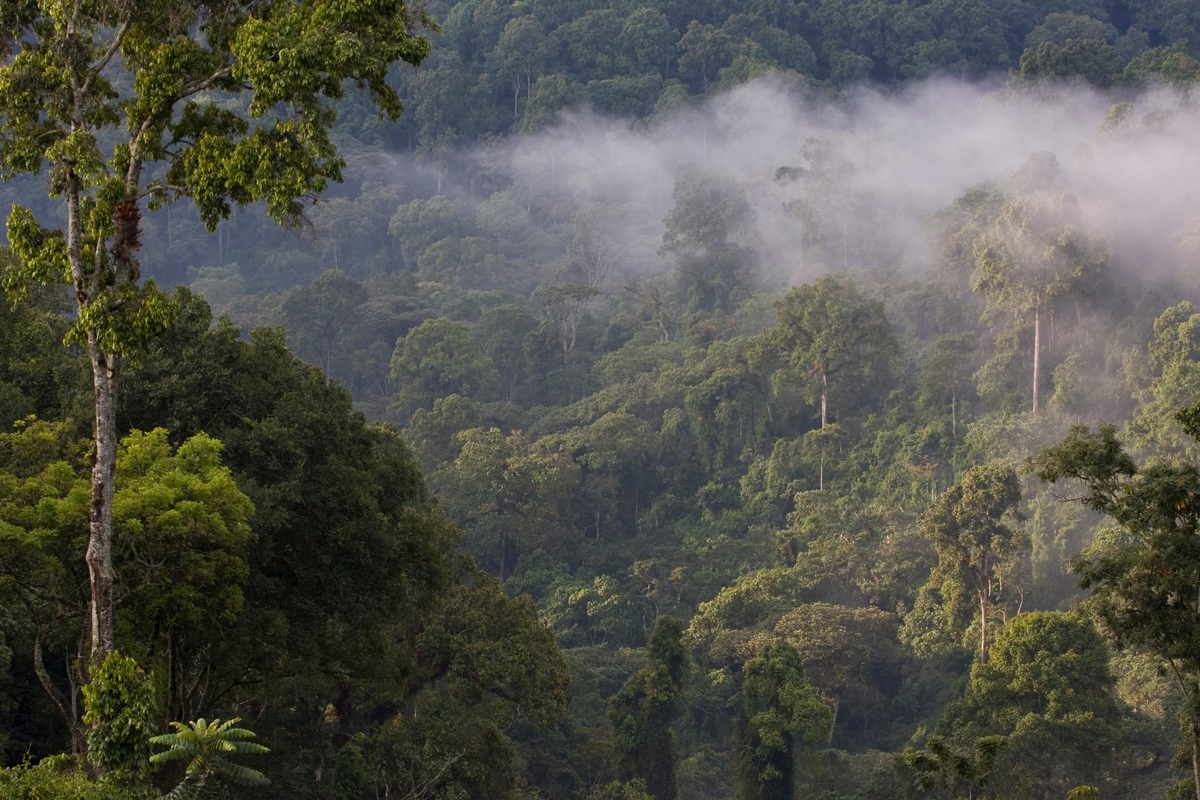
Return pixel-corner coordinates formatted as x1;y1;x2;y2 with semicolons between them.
5;3;1200;798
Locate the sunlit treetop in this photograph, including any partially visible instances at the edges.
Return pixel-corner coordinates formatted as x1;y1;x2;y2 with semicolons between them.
0;0;434;231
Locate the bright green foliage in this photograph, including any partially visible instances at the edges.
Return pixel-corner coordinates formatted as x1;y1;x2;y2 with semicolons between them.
609;616;691;800
0;0;434;663
113;429;255;633
149;718;268;800
0;419;254;747
0;754;154;800
82;653;158;778
734;640;831;800
935;612;1124;799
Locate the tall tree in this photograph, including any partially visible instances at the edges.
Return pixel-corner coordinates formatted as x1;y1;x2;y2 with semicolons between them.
1035;409;1200;800
734;640;830;800
609;616;691;800
970;157;1107;414
768;275;894;429
0;0;433;665
918;461;1024;664
660;165;759;315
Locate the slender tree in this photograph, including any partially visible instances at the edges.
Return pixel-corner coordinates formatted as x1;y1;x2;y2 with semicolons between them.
0;0;433;665
609;616;691;800
919;461;1024;664
770;275;894;429
734;640;830;800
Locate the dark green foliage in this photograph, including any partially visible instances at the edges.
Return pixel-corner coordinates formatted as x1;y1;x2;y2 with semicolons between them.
609;616;690;800
1035;411;1200;799
734;640;830;800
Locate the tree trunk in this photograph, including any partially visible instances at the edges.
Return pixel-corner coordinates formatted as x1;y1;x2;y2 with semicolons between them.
951;385;957;439
977;556;990;665
1032;297;1041;414
33;630;87;755
86;342;119;664
820;370;828;429
65;157;119;666
827;696;839;745
1191;714;1200;800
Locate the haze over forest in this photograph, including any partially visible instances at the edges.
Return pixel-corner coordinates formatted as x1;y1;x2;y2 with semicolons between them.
5;2;1200;800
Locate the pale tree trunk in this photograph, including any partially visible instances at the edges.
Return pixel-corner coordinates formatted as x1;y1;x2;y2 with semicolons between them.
1032;296;1041;414
827;696;839;745
85;338;120;663
66;160;119;666
978;591;988;665
977;554;990;665
951;385;957;439
820;370;828;428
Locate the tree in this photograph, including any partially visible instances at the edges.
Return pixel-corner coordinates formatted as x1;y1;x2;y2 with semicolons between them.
279;269;367;379
436;427;578;581
0;420;255;747
934;612;1124;800
389;317;498;422
918;461;1024;664
609;616;691;800
768;275;895;429
1017;39;1124;87
734;640;831;800
491;17;547;119
0;0;433;665
904;734;1006;800
971;159;1108;414
82;652;157;778
772;603;898;745
660;165;759;315
677;22;735;93
1034;410;1200;800
619;9;678;74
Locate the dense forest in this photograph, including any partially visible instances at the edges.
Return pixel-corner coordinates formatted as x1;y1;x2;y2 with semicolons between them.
3;1;1200;799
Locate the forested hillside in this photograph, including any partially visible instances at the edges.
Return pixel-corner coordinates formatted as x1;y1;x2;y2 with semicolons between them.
4;1;1200;799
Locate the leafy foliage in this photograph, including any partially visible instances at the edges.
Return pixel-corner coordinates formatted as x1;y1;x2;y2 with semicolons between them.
149;718;268;800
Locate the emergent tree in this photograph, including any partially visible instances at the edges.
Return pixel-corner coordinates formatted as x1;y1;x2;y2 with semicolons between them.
0;0;433;664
